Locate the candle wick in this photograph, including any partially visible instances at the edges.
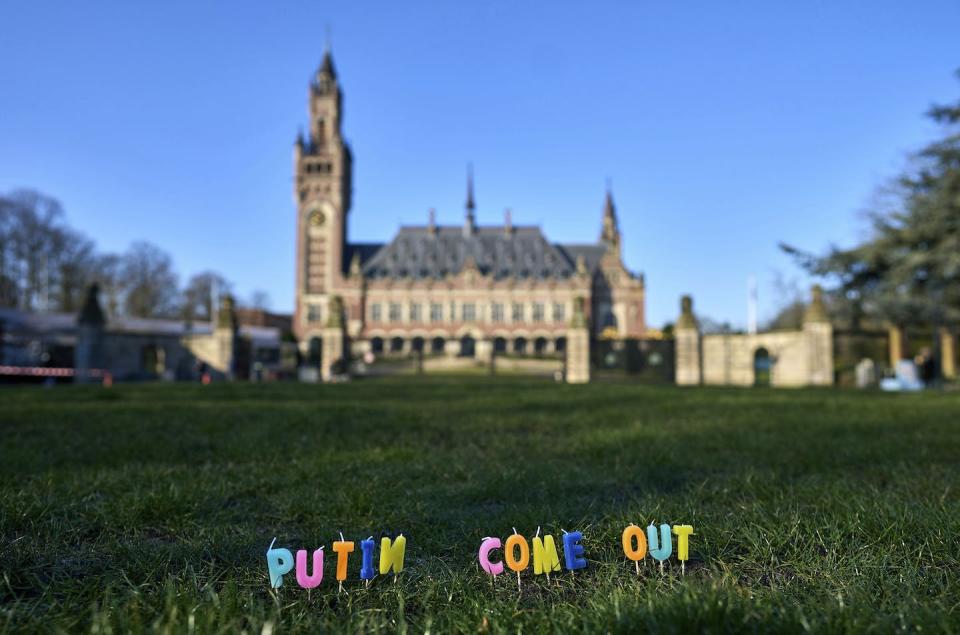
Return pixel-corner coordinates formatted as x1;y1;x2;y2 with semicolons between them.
267;536;277;553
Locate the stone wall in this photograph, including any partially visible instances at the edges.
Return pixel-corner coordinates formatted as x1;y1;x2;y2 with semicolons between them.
674;286;834;388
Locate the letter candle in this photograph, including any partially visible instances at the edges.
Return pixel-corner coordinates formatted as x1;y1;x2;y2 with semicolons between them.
360;537;376;585
532;527;561;582
672;525;694;574
505;529;529;591
379;534;406;582
266;537;294;589
562;530;587;571
332;532;355;593
295;547;324;589
647;523;672;574
621;524;647;575
478;537;504;577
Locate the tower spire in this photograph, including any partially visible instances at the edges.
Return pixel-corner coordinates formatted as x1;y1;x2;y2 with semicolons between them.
464;164;476;236
600;180;621;250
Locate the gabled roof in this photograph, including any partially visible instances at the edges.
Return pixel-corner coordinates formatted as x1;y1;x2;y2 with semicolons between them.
358;225;602;281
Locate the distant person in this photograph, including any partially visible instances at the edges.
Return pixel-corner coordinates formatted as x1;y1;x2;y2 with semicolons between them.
917;347;936;386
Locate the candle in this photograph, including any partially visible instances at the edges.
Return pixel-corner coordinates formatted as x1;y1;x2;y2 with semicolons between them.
505;533;529;572
266;538;294;589
647;523;672;566
672;525;694;574
562;531;587;570
332;538;355;582
621;525;647;574
532;534;561;576
295;548;324;588
360;538;376;580
379;535;406;575
478;537;504;576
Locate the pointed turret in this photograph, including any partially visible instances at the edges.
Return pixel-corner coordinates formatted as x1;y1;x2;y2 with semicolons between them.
319;48;336;80
464;164;476;236
600;184;621;251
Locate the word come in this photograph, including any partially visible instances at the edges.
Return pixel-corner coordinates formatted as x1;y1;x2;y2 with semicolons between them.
478;531;586;576
266;535;406;589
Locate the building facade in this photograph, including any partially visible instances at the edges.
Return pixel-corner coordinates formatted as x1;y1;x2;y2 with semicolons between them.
293;51;645;382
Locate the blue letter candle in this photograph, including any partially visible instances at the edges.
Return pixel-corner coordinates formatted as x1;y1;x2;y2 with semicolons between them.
647;523;673;562
360;538;376;580
266;539;295;588
562;531;587;570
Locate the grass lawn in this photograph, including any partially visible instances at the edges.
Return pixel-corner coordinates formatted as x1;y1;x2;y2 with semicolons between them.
2;378;959;633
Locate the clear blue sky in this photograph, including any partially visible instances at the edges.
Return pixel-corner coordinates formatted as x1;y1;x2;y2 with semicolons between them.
1;1;958;327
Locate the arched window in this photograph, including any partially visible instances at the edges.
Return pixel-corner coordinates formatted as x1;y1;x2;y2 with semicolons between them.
493;337;507;353
534;337;547;356
555;337;566;353
754;347;772;387
431;337;445;354
460;335;476;358
513;337;527;354
390;337;404;353
307;337;323;367
371;337;384;354
412;337;424;352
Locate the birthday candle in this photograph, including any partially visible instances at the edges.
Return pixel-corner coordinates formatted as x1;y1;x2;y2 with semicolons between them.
360;538;376;580
379;535;406;575
621;525;647;563
265;538;294;588
562;531;587;570
332;538;355;581
672;525;694;573
647;523;672;562
505;533;529;572
478;537;504;576
295;548;324;589
532;535;562;575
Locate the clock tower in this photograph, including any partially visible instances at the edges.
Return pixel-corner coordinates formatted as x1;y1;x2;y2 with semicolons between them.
294;48;352;340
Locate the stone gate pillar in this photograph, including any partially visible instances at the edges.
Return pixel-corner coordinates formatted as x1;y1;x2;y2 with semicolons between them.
75;284;106;383
674;295;701;386
940;328;957;380
803;285;834;386
321;295;347;382
215;294;239;379
887;324;905;369
565;297;590;384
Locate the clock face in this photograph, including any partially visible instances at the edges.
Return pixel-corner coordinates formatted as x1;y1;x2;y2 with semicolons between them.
309;209;326;227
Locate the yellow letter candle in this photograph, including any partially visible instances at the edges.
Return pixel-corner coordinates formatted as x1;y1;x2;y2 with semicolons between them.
672;525;694;574
379;535;407;576
532;534;562;577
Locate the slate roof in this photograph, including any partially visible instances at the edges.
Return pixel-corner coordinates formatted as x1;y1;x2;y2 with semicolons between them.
355;225;609;281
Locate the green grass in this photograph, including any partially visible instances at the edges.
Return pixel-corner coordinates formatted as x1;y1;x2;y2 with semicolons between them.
2;378;959;633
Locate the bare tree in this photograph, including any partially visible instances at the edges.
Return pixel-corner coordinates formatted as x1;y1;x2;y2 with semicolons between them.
0;189;101;313
120;241;180;318
182;271;233;321
248;289;271;311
